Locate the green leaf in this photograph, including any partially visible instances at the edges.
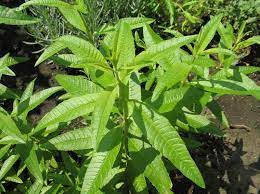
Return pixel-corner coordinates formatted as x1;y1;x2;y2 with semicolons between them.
163;0;175;25
58;7;87;33
192;79;260;99
26;179;43;194
5;175;23;184
51;54;80;67
236;21;246;43
42;184;61;194
14;86;62;117
217;23;234;49
182;110;224;136
135;35;197;65
55;74;103;96
35;41;65;66
3;56;29;67
194;14;223;54
42;127;93;151
34;93;99;133
152;63;192;101
207;100;229;128
128;126;173;194
0;109;25;143
129;73;141;101
133;104;205;188
233;66;260;75
183;11;200;24
182;138;202;149
92;90;117;150
237;36;260;49
16;142;43;181
81;128;122;194
202;48;236;56
113;22;135;69
0;54;15;77
20;79;36;102
19;0;75;10
0;136;23;145
150;86;211;115
0;5;40;25
0;155;19;181
0;83;18;99
119;17;154;29
131;173;148;194
61;152;79;175
36;35;106;66
75;0;86;12
0;145;11;159
143;24;162;48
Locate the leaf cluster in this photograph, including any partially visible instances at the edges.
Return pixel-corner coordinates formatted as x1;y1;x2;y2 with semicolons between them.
0;1;259;193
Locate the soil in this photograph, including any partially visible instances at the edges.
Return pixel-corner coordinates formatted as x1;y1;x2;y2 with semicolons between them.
0;3;260;193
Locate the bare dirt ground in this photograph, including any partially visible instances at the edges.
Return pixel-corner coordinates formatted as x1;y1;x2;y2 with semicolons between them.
217;95;260;194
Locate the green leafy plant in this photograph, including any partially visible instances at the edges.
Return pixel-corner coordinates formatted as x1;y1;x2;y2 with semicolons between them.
161;0;259;35
0;54;29;100
0;79;62;193
22;0;159;47
0;2;260;193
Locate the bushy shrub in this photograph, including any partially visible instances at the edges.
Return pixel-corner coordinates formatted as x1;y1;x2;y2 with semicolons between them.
0;1;259;193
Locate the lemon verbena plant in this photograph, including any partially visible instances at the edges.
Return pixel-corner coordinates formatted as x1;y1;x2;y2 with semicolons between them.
0;1;260;193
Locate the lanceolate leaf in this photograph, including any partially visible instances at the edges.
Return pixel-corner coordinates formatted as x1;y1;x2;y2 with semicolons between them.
0;83;19;99
128;134;173;193
233;66;260;75
20;79;36;102
0;54;15;77
16;142;43;181
0;5;40;25
194;14;223;54
81;128;122;194
36;35;106;66
192;79;260;99
0;109;25;143
19;0;75;10
163;0;175;25
26;179;43;194
42;127;93;151
236;36;260;49
133;103;205;188
143;24;162;48
14;86;62;116
129;73;141;101
58;7;88;33
119;17;154;29
5;175;23;184
0;155;19;181
0;136;23;145
34;93;99;133
135;35;197;65
0;145;11;160
183;111;224;136
35;41;65;66
217;23;234;49
202;48;236;56
152;62;192;101
131;173;148;194
113;22;135;69
92;90;117;149
55;74;103;96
